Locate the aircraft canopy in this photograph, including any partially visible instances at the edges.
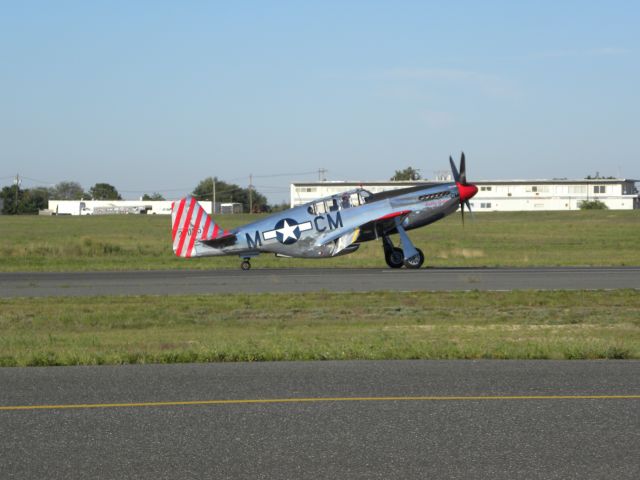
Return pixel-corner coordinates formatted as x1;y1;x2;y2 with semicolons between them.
306;188;372;215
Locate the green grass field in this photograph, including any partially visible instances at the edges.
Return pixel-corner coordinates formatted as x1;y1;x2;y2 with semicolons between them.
2;211;638;366
1;210;639;271
1;290;638;366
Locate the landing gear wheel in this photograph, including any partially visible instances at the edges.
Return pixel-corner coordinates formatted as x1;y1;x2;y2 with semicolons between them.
404;248;424;269
240;260;251;271
385;248;405;269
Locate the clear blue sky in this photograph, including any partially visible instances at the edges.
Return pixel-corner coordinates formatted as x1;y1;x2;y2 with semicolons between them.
1;1;638;202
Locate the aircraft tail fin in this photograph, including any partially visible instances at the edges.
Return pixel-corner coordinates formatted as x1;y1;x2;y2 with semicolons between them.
171;197;229;258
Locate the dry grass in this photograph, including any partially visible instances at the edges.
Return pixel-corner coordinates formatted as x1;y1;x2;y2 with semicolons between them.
1;290;638;366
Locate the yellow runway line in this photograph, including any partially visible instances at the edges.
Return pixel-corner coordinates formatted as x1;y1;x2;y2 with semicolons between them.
1;395;640;412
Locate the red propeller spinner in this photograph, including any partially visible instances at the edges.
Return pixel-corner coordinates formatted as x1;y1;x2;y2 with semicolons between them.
457;182;478;202
449;152;477;224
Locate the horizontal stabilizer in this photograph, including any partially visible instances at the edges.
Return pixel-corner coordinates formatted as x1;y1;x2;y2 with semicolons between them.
200;234;238;249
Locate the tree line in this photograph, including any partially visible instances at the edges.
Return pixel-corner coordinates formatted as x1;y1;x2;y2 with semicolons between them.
0;178;266;214
0;182;130;215
1;166;422;214
191;177;268;213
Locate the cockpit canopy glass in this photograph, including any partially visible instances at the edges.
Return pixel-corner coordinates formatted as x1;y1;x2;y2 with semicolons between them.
306;189;372;215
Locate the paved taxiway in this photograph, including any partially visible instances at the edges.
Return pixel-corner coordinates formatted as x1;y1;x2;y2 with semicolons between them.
1;361;639;479
1;266;639;297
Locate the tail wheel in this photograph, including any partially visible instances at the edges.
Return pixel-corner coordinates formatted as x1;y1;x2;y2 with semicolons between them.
385;247;404;269
241;260;251;271
404;248;424;269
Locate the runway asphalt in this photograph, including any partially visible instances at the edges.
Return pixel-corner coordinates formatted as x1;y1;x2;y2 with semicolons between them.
1;266;639;297
1;360;639;479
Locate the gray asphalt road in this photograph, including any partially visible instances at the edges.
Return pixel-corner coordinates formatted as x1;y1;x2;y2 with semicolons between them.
1;266;639;297
1;361;639;479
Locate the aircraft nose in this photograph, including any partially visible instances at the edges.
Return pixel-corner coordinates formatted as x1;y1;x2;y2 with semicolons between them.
457;183;478;202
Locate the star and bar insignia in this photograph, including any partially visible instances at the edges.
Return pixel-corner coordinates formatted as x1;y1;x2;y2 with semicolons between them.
262;218;313;245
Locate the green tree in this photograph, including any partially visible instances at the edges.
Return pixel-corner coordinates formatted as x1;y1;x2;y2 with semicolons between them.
22;187;50;213
269;201;291;213
192;177;268;213
89;183;122;200
142;192;165;201
0;185;49;214
579;200;609;210
390;167;421;181
247;187;269;213
50;181;88;200
0;185;19;214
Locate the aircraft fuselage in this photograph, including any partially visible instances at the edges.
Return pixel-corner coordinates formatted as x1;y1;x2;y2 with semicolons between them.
188;182;461;259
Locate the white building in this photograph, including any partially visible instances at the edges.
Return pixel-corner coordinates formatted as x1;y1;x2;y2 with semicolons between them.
47;200;243;215
48;200;173;216
290;179;639;211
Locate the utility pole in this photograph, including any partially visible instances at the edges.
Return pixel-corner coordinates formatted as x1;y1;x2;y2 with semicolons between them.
14;173;20;213
249;174;253;213
318;168;327;181
212;177;216;215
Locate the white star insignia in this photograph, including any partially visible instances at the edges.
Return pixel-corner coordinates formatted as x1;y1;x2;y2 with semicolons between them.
277;219;298;241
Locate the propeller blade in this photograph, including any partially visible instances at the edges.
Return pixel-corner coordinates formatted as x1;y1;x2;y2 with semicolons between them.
449;156;460;183
459;152;467;185
461;198;465;226
465;199;474;221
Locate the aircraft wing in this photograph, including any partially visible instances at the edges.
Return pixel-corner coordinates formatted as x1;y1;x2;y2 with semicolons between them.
363;210;412;234
317;209;411;250
199;233;238;248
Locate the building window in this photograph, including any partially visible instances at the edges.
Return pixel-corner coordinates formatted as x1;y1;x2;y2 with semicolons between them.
593;185;606;194
480;202;491;209
480;186;492;191
531;186;538;192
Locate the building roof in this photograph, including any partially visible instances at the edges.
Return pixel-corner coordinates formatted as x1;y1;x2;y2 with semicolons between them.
292;178;638;187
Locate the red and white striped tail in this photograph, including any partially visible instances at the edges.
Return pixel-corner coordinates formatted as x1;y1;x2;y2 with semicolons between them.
171;197;229;258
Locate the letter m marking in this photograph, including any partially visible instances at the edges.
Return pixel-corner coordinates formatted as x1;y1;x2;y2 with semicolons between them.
246;231;262;249
327;211;343;230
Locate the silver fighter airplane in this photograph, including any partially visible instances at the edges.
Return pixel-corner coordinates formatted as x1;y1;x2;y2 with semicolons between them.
171;153;478;270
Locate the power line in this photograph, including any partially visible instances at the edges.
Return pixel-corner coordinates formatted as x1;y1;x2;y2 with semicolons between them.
252;171;318;179
253;184;290;189
118;171;318;193
1;170;320;200
191;185;252;199
16;175;57;185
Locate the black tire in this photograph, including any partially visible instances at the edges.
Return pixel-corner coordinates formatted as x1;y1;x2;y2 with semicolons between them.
241;260;251;271
404;248;424;269
385;247;404;268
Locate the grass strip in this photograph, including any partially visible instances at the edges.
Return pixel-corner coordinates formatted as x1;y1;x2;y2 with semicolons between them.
1;210;639;271
1;290;638;366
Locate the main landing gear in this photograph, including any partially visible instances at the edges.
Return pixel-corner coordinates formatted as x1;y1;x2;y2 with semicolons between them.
382;229;424;269
384;243;405;269
403;249;425;269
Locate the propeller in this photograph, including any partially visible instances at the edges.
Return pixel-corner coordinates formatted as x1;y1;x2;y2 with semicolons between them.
449;152;478;225
449;155;460;183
